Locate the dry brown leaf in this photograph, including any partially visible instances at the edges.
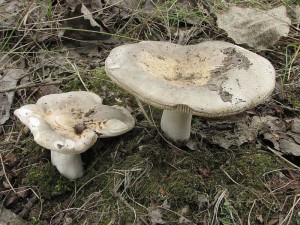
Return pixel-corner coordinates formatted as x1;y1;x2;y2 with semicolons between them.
0;69;24;124
291;118;300;133
81;3;101;28
279;139;300;156
194;115;300;156
293;5;300;24
216;6;291;50
62;3;110;41
0;207;26;225
0;0;22;27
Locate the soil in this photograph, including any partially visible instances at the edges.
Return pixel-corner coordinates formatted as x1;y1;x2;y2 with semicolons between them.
0;1;300;225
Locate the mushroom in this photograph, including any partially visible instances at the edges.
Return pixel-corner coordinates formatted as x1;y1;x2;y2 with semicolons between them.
105;41;275;141
14;91;135;179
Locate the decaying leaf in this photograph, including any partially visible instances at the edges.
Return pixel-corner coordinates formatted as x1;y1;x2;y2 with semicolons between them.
62;3;110;41
34;80;62;99
81;3;101;28
194;117;256;150
148;207;165;224
0;69;24;124
279;139;300;156
0;0;23;27
291;118;300;133
0;207;26;225
293;5;300;24
216;6;291;50
194;115;300;156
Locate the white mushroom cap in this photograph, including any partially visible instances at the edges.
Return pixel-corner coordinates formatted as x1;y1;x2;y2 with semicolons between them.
105;41;276;117
14;104;97;154
14;91;135;154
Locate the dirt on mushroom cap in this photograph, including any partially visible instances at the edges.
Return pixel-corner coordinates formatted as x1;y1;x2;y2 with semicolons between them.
105;41;275;117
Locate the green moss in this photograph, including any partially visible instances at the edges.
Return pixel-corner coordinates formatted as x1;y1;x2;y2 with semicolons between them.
63;67;134;106
224;151;279;187
24;163;73;198
165;170;204;204
283;91;300;110
19;137;45;157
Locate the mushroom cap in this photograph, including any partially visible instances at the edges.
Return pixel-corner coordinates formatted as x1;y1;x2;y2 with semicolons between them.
105;41;276;117
14;91;135;154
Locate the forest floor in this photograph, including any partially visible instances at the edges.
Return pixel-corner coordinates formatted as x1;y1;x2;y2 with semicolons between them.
0;0;300;224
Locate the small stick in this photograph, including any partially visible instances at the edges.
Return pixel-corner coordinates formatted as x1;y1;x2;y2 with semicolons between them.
0;80;63;93
135;98;153;125
267;146;300;170
0;153;16;193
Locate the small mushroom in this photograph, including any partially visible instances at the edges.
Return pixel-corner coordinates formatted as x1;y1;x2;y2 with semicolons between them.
14;91;135;179
105;41;275;141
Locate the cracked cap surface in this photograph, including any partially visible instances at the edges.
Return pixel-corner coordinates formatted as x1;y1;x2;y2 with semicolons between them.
105;41;275;117
14;91;135;154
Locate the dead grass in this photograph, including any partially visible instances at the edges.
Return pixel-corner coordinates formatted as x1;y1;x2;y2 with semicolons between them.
0;0;300;224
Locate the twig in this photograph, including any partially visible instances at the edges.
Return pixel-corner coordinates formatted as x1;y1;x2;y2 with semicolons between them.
67;59;89;91
211;189;227;225
247;200;256;225
272;100;300;112
111;189;137;224
135;98;154;126
0;80;63;93
281;194;300;225
0;153;16;193
267;146;300;170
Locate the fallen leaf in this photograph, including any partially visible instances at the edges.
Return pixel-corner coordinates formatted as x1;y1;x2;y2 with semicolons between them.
16;187;31;199
3;192;19;208
279;139;300;156
18;201;33;219
0;69;24;124
34;78;61;99
148;207;165;224
291;118;300;133
287;131;300;144
263;133;280;150
0;0;23;27
62;3;110;41
267;218;279;225
81;3;101;27
293;5;300;24
0;207;26;225
216;6;291;50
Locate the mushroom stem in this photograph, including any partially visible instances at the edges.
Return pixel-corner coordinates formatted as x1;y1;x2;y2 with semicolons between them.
50;151;84;180
160;110;192;141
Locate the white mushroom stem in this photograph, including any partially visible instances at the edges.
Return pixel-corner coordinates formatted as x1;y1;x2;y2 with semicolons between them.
50;151;84;180
160;110;192;141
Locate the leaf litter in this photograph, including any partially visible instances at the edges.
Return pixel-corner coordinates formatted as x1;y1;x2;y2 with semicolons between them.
1;0;300;224
216;6;291;50
0;54;26;125
192;115;300;156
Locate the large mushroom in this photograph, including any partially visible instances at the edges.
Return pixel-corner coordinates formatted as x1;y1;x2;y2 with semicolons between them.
105;41;275;141
14;91;135;179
